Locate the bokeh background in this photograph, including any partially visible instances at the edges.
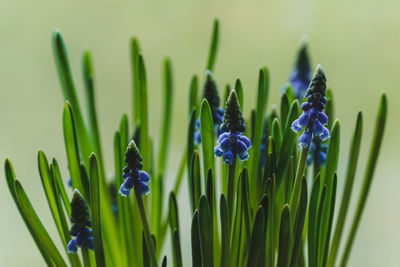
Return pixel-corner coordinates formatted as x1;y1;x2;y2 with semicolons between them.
0;0;399;266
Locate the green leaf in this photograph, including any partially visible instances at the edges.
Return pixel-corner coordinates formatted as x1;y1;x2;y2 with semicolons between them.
49;164;82;267
189;75;199;114
89;154;106;267
307;175;321;267
15;180;67;267
53;30;93;168
191;211;202;267
265;177;276;267
205;18;219;72
4;159;55;266
323;120;341;188
277;204;291;267
290;177;308;267
52;159;71;217
172;230;183;267
37;151;66;244
198;195;214;267
63;102;89;200
340;93;387;267
234;79;244;109
169;192;179;233
199;99;215;181
241;168;251;243
327;112;363;267
247;207;266;267
276;100;300;186
138;54;150;170
189;151;202;212
249;67;269;207
162;256;168;267
257;194;269;267
280;93;289;128
230;174;243;267
158;58;173;176
130;37;141;126
315;185;327;267
319;175;337;267
220;194;230;267
271;118;282;153
325;89;334;130
82;49;104;174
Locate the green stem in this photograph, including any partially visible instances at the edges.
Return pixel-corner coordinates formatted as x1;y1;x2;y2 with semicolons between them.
134;184;158;267
290;145;310;219
81;247;91;267
227;158;237;222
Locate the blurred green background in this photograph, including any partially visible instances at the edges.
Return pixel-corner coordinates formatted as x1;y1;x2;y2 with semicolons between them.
0;0;398;266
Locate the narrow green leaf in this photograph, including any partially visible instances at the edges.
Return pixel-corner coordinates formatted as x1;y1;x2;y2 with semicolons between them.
191;211;202;267
4;160;55;266
200;99;215;179
319;175;337;267
37;151;66;244
89;154;106;267
280;93;289;128
257;194;269;267
271;118;282;152
220;194;230;267
322;120;340;188
234;79;244;109
230;174;243;267
276;100;300;186
327;112;363;267
241;168;251;242
15;180;67;267
290;177;308;267
340;93;387;267
172;230;183;267
308;175;321;267
205;19;219;72
188;108;196;181
52;159;71;216
315;185;327;267
63;102;89;200
190;151;202;211
247;207;266;267
189;76;199;114
249;67;269;207
53;30;93;168
198;195;214;267
325;89;334;131
277;205;291;267
162;256;168;267
82;50;104;174
265;177;276;267
138;54;150;170
130;37;141;126
158;58;173;176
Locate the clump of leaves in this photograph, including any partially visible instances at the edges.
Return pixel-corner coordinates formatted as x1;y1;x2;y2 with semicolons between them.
4;19;387;267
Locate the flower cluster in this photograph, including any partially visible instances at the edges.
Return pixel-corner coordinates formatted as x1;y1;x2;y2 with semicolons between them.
284;41;312;100
119;140;150;196
215;90;251;165
194;71;224;144
67;190;94;253
291;65;330;147
307;141;328;166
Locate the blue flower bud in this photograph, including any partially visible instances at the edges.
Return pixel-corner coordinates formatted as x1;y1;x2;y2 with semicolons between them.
119;140;151;196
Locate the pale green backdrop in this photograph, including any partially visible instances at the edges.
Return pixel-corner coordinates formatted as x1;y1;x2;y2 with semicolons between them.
0;0;398;266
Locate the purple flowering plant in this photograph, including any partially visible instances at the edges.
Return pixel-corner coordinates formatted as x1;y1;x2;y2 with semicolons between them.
4;19;387;267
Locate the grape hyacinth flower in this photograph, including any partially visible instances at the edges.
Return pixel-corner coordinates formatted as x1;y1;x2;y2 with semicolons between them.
291;64;330;147
307;141;328;166
67;190;94;253
284;41;312;100
119;140;150;196
194;71;224;144
215;90;251;165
